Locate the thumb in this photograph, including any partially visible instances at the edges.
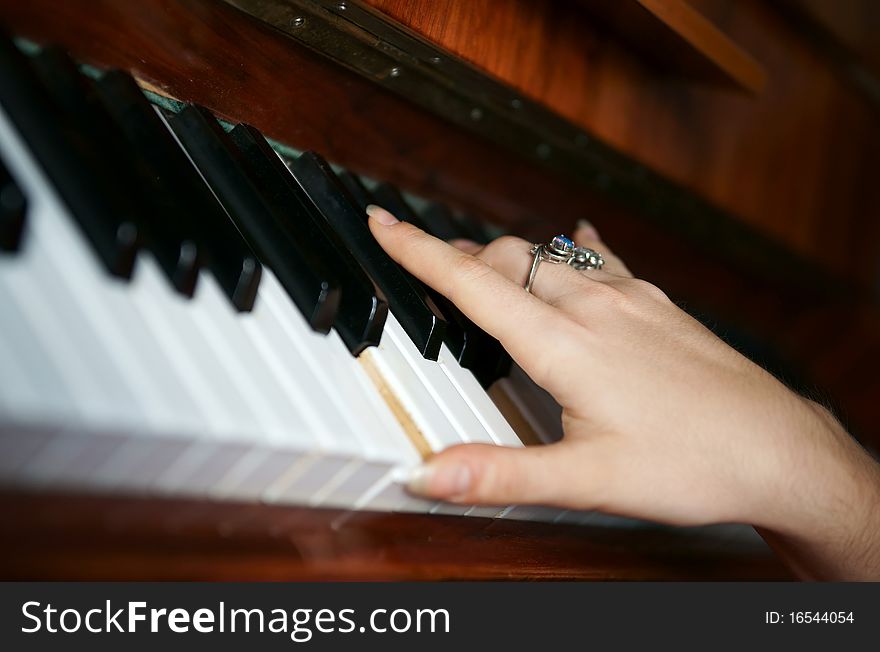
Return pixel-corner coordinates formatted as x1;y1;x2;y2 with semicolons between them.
405;442;606;509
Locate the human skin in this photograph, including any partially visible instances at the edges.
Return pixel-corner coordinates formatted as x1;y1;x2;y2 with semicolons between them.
366;204;880;581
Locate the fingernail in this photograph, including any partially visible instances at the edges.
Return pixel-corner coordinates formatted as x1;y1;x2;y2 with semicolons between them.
576;218;599;241
366;204;399;225
406;462;472;498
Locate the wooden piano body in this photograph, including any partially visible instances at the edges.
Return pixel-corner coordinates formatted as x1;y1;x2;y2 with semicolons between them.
1;0;878;580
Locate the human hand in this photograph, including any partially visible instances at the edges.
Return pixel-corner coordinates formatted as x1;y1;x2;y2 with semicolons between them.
367;205;880;579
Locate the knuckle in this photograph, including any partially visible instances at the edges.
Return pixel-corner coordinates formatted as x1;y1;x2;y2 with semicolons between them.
585;280;627;306
479;235;530;265
467;452;532;504
491;235;529;253
631;279;670;303
455;254;493;282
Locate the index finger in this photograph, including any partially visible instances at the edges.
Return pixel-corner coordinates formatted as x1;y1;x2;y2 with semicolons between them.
367;206;567;363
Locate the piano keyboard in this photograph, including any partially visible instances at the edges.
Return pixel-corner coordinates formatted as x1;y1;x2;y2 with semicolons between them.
0;36;582;523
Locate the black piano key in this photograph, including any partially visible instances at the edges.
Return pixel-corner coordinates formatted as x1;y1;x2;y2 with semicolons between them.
420;202;465;242
456;213;492;245
371;183;512;385
33;49;202;295
289;152;447;360
87;73;205;296
418;202;513;385
168;105;340;331
338;170;374;216
0;154;27;252
228;124;388;354
93;71;260;310
369;183;468;357
342;175;510;387
0;37;138;277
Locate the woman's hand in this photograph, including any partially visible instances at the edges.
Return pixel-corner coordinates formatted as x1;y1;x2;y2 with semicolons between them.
366;205;880;580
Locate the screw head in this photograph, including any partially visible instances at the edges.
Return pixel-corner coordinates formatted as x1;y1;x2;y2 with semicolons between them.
510;98;523;110
470;107;483;121
389;67;401;78
429;56;442;64
290;16;305;28
337;1;347;10
536;143;551;159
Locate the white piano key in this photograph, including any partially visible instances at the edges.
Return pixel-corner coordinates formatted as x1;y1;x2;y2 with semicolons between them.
309;458;387;508
0;285;76;420
0;222;137;429
235;449;316;501
239;273;358;453
430;502;473;516
258;271;419;465
129;260;262;440
499;505;565;522
436;345;523;448
0;422;55;479
0;103;189;434
352;471;435;513
465;505;507;519
89;435;193;491
34;211;206;435
266;455;357;505
18;429;124;488
185;276;302;444
171;441;257;495
382;315;496;446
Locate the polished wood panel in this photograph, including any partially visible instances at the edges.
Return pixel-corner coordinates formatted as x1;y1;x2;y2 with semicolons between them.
365;0;880;288
0;491;788;580
572;0;766;92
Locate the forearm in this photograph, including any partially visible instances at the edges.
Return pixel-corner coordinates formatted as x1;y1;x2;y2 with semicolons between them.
755;407;880;580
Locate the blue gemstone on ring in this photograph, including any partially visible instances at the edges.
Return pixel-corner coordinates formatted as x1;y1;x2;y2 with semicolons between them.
551;234;575;252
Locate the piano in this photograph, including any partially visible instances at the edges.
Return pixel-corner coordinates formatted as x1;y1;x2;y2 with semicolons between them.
1;0;877;580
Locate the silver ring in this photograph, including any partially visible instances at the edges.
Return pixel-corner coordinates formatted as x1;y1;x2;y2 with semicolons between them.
524;234;604;293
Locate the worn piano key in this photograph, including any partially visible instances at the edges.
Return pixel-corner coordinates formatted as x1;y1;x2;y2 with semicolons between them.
372;182;511;386
227;124;388;353
0;153;26;251
168;105;340;331
0;36;138;277
291;160;522;450
290;152;447;359
379;315;521;448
